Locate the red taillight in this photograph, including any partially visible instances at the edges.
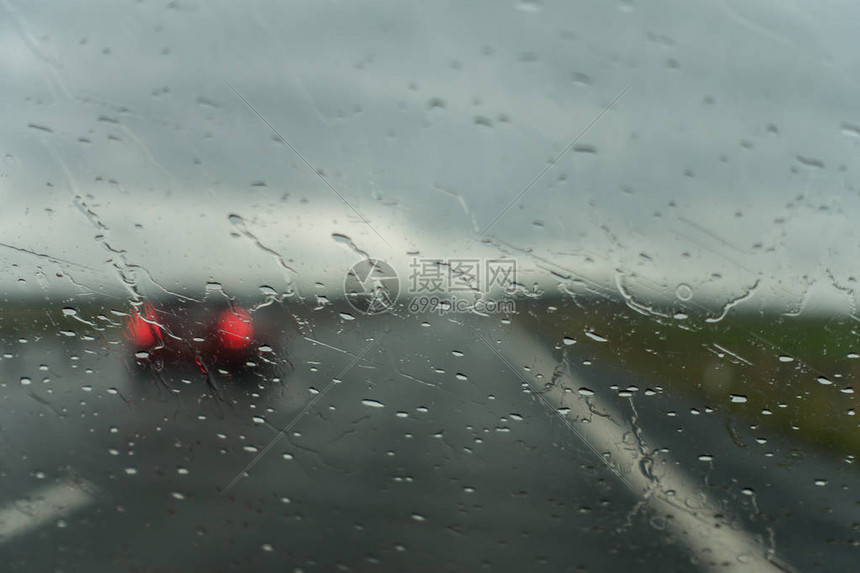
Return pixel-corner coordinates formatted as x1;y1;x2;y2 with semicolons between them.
124;303;161;347
216;307;254;350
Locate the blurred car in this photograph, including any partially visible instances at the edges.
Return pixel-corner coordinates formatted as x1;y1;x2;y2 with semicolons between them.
122;295;298;377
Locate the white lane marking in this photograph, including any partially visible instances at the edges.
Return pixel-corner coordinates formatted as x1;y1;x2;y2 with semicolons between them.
0;481;97;542
502;326;794;573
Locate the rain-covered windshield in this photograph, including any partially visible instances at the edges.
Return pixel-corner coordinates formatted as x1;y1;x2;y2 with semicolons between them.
1;1;857;571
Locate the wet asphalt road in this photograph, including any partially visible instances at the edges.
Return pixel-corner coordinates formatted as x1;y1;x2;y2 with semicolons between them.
0;312;856;572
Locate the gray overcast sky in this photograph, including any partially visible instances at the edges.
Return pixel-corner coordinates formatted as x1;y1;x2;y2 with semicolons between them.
2;0;860;314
